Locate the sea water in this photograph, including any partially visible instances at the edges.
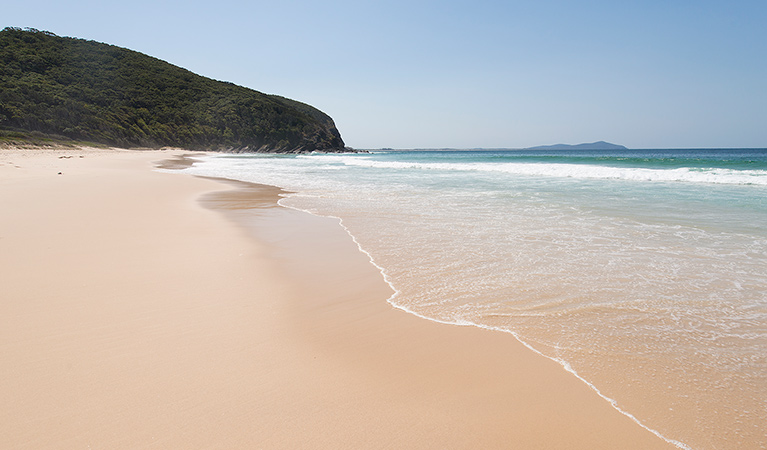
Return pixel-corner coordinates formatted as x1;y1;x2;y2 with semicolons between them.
179;149;767;449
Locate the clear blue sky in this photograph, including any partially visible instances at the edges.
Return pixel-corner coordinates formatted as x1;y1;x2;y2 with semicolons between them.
4;0;766;149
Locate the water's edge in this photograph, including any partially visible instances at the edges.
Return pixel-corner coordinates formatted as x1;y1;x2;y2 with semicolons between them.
275;193;693;450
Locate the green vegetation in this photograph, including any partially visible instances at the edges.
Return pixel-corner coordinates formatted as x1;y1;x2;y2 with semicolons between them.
0;128;109;148
0;27;346;152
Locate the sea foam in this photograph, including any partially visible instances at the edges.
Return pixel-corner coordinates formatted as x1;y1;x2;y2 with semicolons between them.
334;156;767;185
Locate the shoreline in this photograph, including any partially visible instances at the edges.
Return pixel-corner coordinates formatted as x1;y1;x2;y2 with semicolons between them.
178;153;683;448
1;148;677;448
253;166;690;450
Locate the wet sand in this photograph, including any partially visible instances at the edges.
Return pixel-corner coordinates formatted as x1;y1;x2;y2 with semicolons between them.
0;148;676;449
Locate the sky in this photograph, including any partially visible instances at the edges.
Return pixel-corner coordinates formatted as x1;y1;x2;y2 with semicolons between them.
4;0;766;149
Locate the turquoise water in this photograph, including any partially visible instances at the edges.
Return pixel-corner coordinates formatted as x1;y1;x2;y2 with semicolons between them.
180;149;767;449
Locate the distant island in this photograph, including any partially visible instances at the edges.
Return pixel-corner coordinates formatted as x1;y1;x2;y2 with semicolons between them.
525;141;628;150
0;27;346;153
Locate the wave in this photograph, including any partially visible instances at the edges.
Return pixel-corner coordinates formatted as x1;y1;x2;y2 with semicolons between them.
337;157;767;186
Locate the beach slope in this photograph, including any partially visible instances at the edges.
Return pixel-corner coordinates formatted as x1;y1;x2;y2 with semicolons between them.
0;149;675;449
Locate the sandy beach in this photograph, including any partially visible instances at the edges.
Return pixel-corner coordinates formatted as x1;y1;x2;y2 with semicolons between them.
0;148;676;449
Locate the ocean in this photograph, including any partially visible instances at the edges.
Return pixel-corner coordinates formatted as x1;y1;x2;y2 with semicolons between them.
178;148;767;450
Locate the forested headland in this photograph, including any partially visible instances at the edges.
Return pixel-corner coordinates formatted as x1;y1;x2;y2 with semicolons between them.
0;27;347;152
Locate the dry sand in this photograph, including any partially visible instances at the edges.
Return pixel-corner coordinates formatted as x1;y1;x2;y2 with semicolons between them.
0;148;677;449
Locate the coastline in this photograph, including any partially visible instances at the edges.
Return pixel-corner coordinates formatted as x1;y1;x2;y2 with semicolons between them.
0;148;676;448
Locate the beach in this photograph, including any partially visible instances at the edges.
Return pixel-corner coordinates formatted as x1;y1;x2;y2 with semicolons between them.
0;148;676;449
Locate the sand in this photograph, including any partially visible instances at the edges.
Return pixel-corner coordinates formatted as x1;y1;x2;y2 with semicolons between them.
0;148;677;449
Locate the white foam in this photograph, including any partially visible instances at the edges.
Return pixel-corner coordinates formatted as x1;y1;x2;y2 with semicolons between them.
339;157;767;186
